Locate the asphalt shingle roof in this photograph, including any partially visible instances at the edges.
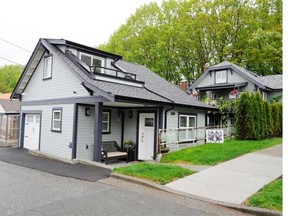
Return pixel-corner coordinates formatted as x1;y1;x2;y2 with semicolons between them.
0;99;20;113
257;74;282;90
115;60;214;108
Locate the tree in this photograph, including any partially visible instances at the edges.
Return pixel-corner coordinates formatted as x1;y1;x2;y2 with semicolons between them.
98;0;282;84
236;92;252;139
0;64;23;93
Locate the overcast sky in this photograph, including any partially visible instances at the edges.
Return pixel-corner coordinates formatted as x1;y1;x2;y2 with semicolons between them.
0;0;163;67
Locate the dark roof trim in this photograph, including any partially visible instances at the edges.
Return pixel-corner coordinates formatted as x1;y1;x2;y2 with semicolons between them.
11;39;46;99
115;95;218;110
196;82;248;91
46;39;122;60
81;82;115;102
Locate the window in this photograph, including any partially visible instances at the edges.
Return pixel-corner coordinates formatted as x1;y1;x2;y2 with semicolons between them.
179;114;196;128
102;111;110;133
80;53;104;73
51;108;62;132
215;70;227;84
43;55;52;79
210;93;217;99
262;91;267;101
145;118;154;127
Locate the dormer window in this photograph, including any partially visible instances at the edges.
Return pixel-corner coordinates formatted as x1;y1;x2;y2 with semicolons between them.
80;53;104;73
215;70;227;84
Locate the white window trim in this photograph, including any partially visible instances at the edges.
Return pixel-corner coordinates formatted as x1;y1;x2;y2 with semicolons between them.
43;55;52;79
80;52;104;73
262;91;267;101
102;111;110;133
179;114;197;128
52;109;62;132
215;70;227;84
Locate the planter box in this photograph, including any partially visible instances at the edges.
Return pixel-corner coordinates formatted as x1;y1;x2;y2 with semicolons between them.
128;150;136;162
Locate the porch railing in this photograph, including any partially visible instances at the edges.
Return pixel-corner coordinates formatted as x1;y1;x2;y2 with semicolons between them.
158;125;235;153
90;65;137;80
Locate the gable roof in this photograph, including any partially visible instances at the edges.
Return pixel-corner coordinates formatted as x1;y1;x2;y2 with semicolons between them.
188;61;282;92
12;38;216;110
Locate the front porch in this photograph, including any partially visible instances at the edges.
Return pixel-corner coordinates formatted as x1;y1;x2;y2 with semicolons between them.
74;101;163;163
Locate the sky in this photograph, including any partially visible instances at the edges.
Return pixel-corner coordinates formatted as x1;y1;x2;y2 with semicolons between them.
0;0;163;67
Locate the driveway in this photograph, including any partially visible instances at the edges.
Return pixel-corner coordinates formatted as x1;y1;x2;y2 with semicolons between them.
166;144;282;204
0;147;110;181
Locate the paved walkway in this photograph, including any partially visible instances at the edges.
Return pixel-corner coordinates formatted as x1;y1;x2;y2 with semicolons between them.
166;144;282;204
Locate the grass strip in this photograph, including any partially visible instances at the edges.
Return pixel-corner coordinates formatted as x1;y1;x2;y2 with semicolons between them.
245;178;282;211
161;137;282;165
113;162;195;185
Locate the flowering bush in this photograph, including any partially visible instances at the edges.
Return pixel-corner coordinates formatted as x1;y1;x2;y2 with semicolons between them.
229;89;238;95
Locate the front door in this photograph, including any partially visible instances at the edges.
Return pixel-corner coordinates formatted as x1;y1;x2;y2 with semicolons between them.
138;113;155;160
24;114;40;150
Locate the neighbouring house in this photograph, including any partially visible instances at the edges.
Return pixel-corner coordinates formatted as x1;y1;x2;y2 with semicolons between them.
11;38;217;162
0;93;20;146
186;61;283;126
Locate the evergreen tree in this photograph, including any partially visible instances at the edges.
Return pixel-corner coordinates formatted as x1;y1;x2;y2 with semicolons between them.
264;101;273;137
236;92;250;139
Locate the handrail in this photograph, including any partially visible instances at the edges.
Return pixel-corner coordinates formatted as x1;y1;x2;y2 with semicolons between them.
89;65;136;80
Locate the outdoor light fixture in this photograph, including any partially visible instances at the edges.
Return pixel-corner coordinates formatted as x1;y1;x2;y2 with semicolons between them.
85;107;91;116
128;110;133;118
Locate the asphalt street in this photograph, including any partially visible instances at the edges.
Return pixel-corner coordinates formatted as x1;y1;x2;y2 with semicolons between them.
0;161;253;216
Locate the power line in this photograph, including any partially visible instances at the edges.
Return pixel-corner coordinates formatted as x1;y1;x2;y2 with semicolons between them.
0;38;32;53
0;56;24;66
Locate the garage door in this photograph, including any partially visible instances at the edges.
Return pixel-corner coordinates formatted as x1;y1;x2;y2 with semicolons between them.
24;114;40;150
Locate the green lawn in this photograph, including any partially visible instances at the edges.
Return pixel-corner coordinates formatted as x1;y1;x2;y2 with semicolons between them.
245;178;282;211
161;138;282;165
113;163;195;185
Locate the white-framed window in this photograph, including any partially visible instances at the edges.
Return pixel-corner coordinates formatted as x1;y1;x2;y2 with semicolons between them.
179;114;196;128
102;111;110;133
215;70;227;84
51;108;62;132
43;55;52;79
80;53;104;73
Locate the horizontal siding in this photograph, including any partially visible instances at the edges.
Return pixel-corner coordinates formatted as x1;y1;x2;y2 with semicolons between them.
123;109;137;144
166;107;206;129
164;106;206;145
76;106;122;160
76;106;94;160
22;104;74;159
22;51;88;102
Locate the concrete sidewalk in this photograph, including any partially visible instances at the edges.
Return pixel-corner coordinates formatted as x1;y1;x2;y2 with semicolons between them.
166;144;282;205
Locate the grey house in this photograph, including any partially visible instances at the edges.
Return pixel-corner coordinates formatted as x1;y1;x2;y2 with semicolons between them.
11;38;216;162
187;61;282;126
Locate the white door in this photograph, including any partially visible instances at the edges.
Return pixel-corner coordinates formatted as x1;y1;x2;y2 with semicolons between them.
24;114;40;150
138;113;155;160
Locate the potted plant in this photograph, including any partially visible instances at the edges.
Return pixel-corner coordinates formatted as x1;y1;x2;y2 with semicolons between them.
160;144;170;154
124;139;135;161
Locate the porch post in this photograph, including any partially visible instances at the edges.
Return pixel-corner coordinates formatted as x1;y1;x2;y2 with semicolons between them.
93;102;103;162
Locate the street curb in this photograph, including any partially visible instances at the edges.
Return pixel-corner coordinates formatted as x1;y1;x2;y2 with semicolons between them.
110;173;282;216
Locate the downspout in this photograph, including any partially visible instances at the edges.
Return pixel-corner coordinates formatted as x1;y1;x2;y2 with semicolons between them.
164;105;174;129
